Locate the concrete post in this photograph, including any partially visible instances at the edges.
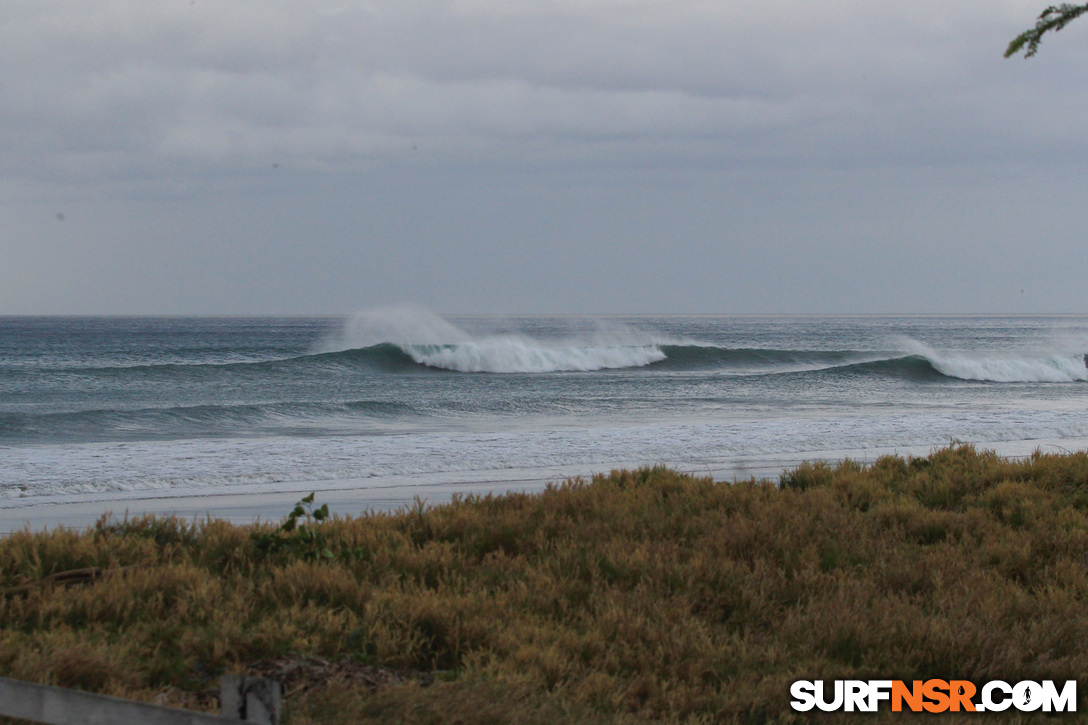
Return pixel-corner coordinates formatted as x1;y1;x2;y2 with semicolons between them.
0;675;235;725
220;676;281;725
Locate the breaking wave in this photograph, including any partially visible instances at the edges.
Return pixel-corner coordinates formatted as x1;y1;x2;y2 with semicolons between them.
900;339;1088;383
26;309;1088;380
400;341;665;373
314;309;1088;380
314;306;895;375
318;305;671;373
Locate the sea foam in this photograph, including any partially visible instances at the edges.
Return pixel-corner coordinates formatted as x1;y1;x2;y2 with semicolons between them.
403;340;665;373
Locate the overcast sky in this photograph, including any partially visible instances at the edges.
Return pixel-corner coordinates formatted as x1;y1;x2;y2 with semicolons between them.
2;0;1087;315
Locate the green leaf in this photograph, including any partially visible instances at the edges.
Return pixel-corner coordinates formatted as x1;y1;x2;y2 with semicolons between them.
1005;31;1033;58
1006;3;1088;58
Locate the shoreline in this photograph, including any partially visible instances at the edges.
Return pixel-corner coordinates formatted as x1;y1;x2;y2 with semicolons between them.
5;436;1085;534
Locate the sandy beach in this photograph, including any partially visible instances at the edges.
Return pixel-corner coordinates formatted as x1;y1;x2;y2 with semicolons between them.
6;437;1083;534
0;474;552;534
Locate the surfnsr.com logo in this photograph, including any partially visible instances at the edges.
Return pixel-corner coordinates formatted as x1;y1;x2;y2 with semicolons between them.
790;679;1077;713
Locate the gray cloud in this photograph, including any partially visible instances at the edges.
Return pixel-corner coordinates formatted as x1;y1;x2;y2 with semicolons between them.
7;0;1085;176
2;0;1088;314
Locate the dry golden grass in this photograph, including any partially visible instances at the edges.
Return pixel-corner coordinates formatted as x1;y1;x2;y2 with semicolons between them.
3;445;1088;723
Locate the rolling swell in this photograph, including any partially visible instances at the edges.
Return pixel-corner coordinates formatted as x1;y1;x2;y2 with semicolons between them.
648;347;951;380
309;344;427;372
822;352;1088;383
652;347;1088;382
6;343;426;380
0;399;417;443
325;343;872;375
328;344;1088;381
823;355;951;382
8;341;1085;382
651;346;873;373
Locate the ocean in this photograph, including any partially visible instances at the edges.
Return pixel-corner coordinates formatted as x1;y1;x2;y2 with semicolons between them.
4;308;1088;526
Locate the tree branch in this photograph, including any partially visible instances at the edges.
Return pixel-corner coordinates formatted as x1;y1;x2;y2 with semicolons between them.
1006;3;1088;58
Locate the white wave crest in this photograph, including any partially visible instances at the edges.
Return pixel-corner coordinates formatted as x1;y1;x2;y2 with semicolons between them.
405;340;665;373
321;305;668;372
318;304;470;351
902;339;1088;383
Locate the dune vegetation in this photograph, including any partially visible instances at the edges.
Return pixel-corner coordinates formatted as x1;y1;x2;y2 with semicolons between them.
3;445;1088;723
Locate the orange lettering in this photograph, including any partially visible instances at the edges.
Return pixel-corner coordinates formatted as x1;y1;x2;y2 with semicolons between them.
922;679;950;713
948;680;976;712
892;680;924;712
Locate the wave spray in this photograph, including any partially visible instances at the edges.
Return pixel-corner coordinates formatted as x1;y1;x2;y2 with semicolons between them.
319;305;667;373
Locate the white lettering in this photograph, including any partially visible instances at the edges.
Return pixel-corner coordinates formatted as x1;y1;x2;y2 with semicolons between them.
867;680;893;711
844;680;869;712
1042;680;1077;712
982;681;1012;712
815;680;844;712
789;681;816;712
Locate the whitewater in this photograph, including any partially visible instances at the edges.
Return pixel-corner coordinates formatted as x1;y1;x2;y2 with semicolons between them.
3;310;1088;528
